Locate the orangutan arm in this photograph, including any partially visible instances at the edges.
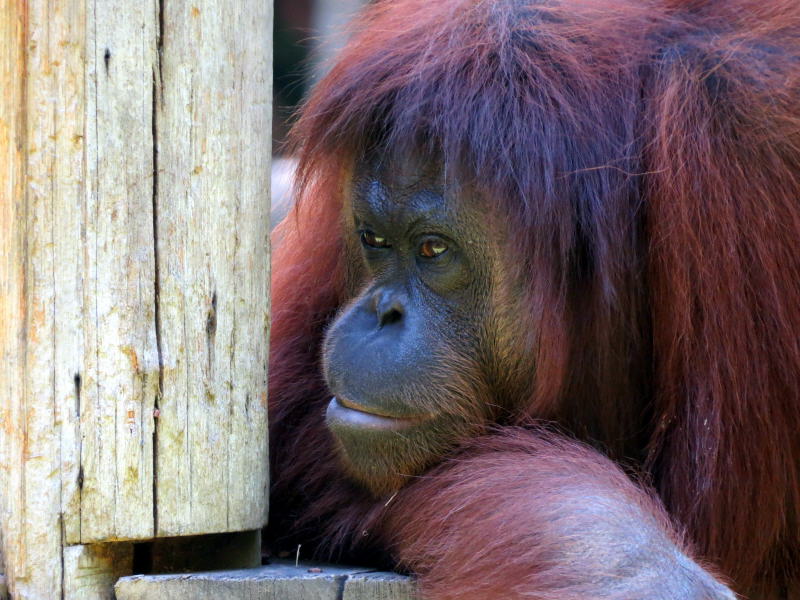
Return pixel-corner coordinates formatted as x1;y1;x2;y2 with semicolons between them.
382;429;736;600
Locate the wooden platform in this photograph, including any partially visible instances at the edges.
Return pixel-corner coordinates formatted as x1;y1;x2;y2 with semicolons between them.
115;561;415;600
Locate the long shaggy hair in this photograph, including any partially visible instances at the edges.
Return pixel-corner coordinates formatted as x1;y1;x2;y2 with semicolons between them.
269;0;800;592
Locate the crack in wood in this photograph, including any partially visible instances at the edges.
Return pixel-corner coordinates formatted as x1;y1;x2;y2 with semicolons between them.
73;372;81;417
151;0;165;537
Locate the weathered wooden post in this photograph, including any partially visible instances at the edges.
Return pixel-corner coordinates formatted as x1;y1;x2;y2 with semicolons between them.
0;0;272;597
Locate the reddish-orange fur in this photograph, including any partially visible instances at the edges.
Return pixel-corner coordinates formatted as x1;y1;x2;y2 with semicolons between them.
269;0;800;596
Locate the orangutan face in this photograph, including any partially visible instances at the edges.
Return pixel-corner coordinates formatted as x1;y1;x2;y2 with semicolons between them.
322;160;534;496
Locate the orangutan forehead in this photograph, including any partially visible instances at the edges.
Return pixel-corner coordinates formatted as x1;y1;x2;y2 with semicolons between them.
358;152;444;189
353;178;447;220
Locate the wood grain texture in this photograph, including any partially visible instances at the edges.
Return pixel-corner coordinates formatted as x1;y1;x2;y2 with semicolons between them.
1;1;89;595
344;572;418;600
154;0;271;537
114;562;417;600
62;545;133;600
0;0;271;596
77;0;159;545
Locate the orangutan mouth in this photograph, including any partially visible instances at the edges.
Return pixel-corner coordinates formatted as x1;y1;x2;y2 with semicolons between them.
326;396;432;431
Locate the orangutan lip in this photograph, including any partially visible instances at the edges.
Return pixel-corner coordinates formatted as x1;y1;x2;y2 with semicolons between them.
326;397;430;431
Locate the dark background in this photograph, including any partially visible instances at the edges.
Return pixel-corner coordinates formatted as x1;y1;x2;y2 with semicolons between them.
273;0;368;157
272;0;367;222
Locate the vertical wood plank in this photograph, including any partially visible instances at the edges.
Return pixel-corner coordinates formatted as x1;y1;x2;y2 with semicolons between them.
0;0;28;587
62;545;133;600
0;0;271;596
78;0;159;544
154;0;271;536
225;0;273;533
1;0;83;595
54;0;90;549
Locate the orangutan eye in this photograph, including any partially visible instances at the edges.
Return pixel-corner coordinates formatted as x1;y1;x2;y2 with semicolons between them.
419;238;448;258
360;230;390;249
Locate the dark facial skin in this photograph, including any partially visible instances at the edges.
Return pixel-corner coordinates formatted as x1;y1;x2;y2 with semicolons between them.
322;160;535;496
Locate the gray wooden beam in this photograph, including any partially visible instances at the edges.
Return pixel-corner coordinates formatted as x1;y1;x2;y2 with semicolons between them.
115;561;416;600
